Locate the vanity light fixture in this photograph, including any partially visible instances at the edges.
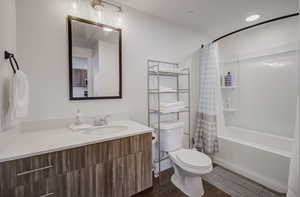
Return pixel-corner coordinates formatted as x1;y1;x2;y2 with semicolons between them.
115;11;123;26
246;14;261;22
91;0;122;12
91;0;123;27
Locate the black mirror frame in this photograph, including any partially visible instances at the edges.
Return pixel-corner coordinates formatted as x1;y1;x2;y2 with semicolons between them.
68;15;122;100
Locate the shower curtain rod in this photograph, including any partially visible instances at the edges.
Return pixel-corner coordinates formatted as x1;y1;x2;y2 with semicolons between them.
210;13;299;44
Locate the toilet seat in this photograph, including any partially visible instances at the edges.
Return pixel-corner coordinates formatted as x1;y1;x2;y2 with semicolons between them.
176;149;211;168
169;149;212;174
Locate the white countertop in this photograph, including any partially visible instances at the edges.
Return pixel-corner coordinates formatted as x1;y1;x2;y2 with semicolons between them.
0;120;153;163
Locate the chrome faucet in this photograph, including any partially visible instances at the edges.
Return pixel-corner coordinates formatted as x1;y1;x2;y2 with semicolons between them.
94;115;110;126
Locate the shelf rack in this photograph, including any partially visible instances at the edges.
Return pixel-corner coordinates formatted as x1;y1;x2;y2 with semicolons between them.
147;59;191;179
221;86;239;89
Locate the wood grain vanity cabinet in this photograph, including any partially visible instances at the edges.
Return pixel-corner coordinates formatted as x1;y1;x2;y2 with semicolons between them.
0;133;152;197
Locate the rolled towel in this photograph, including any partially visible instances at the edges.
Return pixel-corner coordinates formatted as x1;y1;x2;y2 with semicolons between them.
160;105;187;113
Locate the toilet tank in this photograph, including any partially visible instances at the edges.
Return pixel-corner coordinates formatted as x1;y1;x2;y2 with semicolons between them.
159;121;184;152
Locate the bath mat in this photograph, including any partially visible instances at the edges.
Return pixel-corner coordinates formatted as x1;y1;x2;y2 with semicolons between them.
202;166;286;197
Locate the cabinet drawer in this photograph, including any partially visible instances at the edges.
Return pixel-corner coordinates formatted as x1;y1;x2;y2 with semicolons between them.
0;154;52;190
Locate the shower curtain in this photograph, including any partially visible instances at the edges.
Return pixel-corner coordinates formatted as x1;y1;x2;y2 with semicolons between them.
194;43;223;154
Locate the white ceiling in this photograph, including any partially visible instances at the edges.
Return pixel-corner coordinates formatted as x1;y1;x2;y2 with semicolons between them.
113;0;299;39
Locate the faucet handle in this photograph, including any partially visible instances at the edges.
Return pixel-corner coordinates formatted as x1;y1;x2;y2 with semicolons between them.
94;117;102;126
103;115;111;124
94;114;111;126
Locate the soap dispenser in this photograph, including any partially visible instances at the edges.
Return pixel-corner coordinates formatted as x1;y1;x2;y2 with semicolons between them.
75;108;82;125
225;72;232;87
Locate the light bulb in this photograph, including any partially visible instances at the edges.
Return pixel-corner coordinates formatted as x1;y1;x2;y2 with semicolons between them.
71;0;79;13
115;11;123;27
72;2;77;9
246;14;261;22
103;27;113;32
117;15;122;23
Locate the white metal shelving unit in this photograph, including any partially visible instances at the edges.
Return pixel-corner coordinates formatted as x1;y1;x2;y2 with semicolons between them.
147;59;191;179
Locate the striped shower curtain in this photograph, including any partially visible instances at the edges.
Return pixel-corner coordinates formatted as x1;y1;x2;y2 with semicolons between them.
194;43;223;154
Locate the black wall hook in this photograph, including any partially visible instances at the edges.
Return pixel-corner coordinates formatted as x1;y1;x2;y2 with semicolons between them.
4;51;13;59
4;51;20;74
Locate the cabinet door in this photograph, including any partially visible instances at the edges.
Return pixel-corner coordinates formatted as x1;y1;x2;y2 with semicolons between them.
47;173;67;197
50;146;86;175
14;179;49;197
56;151;152;197
113;150;152;197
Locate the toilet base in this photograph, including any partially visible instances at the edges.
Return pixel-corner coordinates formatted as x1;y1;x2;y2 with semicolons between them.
171;173;204;197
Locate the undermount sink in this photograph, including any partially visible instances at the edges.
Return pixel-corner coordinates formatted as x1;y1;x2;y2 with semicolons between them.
81;125;128;136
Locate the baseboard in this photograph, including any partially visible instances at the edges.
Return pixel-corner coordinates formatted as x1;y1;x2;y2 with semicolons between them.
213;156;287;194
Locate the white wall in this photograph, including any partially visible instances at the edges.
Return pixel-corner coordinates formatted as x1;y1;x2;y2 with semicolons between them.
16;0;207;123
180;50;201;142
287;97;299;197
218;17;299;138
0;0;16;131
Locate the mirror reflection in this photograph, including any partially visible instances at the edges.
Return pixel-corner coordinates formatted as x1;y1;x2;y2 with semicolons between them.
69;17;122;99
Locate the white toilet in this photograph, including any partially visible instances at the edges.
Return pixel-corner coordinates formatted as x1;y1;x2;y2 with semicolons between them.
159;121;213;197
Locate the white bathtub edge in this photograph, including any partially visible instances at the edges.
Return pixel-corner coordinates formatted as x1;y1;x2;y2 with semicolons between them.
213;156;288;194
218;135;293;158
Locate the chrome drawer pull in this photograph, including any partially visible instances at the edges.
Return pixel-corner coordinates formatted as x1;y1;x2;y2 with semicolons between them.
40;192;54;197
16;165;53;176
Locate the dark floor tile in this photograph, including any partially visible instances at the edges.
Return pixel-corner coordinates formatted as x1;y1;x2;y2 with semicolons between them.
134;169;230;197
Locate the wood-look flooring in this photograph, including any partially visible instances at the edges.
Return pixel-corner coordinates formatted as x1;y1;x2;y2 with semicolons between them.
134;169;230;197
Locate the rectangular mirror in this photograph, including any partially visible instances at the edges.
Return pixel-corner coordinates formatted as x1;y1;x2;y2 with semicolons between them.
68;16;122;100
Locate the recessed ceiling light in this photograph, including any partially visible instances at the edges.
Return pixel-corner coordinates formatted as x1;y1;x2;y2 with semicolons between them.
246;14;261;22
187;10;194;15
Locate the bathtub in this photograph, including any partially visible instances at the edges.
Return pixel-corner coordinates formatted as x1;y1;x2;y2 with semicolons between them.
213;126;294;193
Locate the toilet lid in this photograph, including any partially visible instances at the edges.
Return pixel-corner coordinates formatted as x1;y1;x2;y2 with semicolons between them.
175;149;211;169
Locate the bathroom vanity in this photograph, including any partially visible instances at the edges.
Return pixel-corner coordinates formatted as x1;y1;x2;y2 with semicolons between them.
0;120;153;197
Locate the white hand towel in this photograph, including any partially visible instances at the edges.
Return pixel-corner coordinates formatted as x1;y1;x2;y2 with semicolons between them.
9;70;29;121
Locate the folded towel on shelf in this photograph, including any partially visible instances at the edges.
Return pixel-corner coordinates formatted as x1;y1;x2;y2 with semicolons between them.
160;101;185;108
159;86;176;92
159;101;187;113
150;66;188;74
153;120;185;129
160;106;187;113
9;70;29;121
